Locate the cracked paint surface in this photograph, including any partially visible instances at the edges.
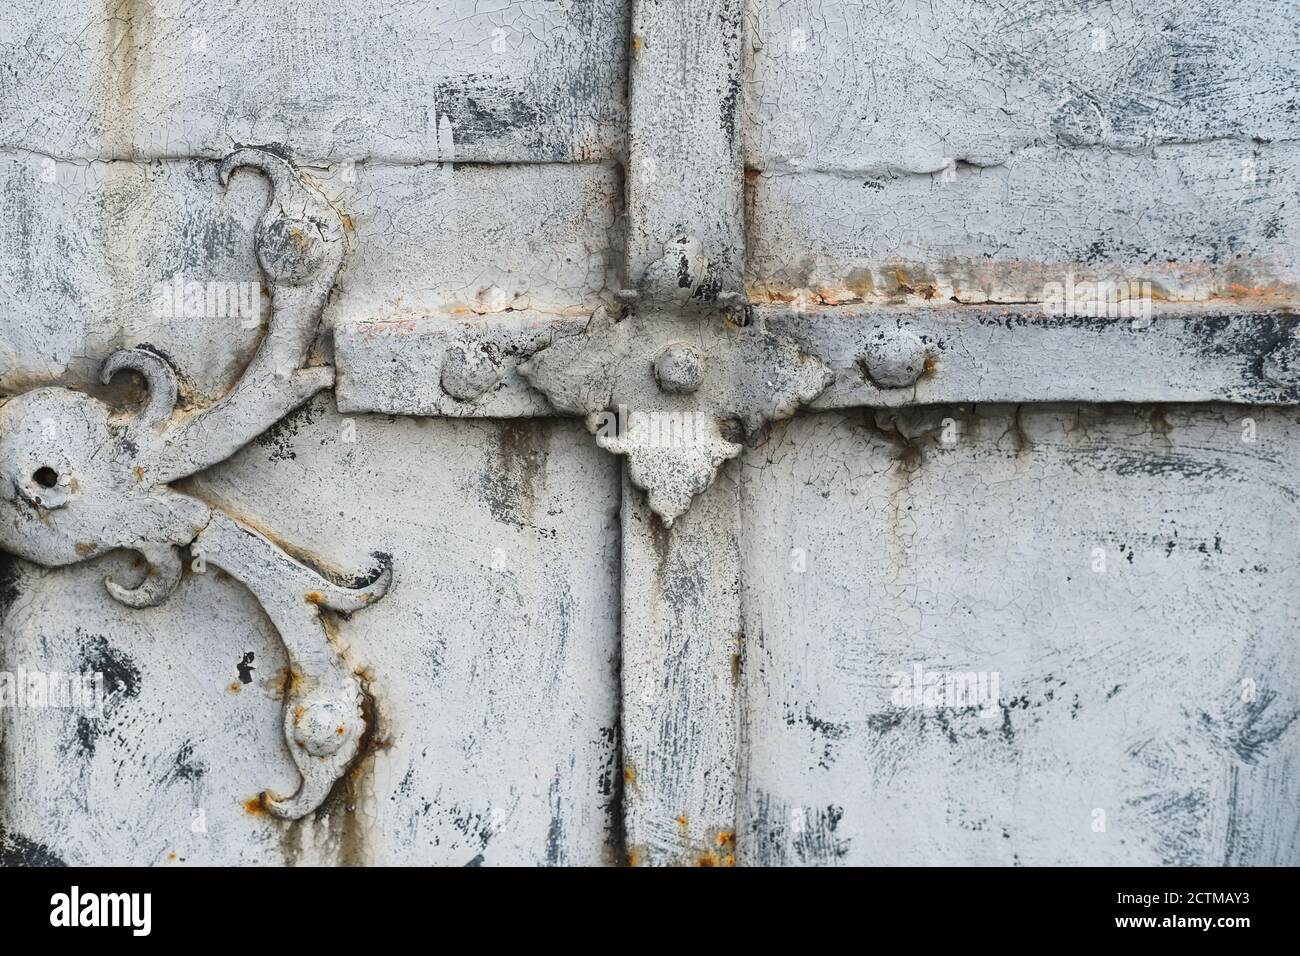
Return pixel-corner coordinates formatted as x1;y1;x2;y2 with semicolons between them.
0;0;1297;866
0;0;627;163
742;0;1299;305
738;404;1300;865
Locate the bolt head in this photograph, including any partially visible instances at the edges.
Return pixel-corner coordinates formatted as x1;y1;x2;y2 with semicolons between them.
292;699;352;757
256;215;327;285
654;343;706;394
441;342;502;402
859;330;930;388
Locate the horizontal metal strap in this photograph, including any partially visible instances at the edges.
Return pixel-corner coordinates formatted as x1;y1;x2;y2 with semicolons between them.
333;305;1300;417
334;312;573;418
762;305;1300;408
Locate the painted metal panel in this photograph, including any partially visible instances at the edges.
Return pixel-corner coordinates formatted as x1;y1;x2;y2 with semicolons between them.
738;404;1300;865
0;0;627;163
1;0;1297;869
0;157;620;399
2;409;622;865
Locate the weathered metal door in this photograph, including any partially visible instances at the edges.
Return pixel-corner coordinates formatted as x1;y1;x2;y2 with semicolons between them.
1;0;1297;867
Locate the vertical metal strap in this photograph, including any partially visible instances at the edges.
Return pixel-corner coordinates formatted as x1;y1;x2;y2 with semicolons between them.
619;0;745;865
624;0;744;292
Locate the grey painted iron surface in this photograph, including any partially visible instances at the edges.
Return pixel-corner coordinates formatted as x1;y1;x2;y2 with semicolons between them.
338;305;1300;417
739;404;1300;865
0;0;627;164
2;411;621;865
1;0;1298;867
741;0;1298;307
1;148;393;820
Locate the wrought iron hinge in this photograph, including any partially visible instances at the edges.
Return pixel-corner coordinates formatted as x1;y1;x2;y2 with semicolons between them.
0;149;391;819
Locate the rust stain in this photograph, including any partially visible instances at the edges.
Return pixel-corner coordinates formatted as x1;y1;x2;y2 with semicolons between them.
74;542;96;556
890;267;913;293
676;814;688;829
626;848;641;866
1225;281;1295;300
359;318;419;340
227;682;241;693
264;666;306;700
716;830;735;847
631;34;642;56
743;262;1299;310
305;590;323;605
244;793;270;816
622;765;636;786
132;465;144;482
309;683;385;866
846;267;874;298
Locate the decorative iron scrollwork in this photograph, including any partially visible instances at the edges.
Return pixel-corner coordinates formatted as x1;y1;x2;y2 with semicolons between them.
0;148;390;819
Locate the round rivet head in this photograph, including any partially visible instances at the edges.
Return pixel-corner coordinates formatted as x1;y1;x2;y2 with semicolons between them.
291;699;351;758
654;343;705;394
859;330;930;388
440;343;502;402
256;216;328;285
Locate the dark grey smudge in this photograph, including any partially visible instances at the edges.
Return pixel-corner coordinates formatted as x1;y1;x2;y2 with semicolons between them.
1199;689;1299;765
254;394;328;462
69;631;143;758
747;790;850;865
164;739;206;784
545;777;564;866
477;420;544;527
0;827;66;867
0;553;22;624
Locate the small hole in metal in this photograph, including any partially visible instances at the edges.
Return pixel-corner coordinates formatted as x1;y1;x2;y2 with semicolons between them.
33;466;59;488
